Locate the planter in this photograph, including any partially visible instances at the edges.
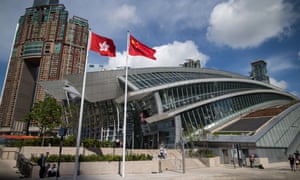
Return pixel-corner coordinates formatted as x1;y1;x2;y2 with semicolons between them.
31;160;159;178
199;156;220;167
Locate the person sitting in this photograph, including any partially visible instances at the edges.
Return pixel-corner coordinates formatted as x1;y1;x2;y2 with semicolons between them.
45;164;51;177
48;164;57;177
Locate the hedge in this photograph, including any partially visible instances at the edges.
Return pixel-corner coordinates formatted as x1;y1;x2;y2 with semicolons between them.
31;153;153;163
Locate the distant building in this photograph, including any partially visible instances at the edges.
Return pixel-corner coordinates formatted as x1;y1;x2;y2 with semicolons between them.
250;60;270;84
181;59;201;68
0;0;89;135
87;64;104;72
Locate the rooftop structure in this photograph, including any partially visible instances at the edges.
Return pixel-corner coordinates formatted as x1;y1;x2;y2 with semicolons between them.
250;60;270;84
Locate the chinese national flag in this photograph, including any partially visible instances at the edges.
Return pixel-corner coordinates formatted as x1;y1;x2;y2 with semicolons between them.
89;32;116;57
129;35;156;60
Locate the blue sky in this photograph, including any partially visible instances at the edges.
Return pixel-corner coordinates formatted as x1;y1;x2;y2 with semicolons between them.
0;0;300;98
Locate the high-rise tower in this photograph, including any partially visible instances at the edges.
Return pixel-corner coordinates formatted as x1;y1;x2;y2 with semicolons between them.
0;0;89;135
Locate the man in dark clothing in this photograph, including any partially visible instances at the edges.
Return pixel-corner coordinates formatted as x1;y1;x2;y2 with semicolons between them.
38;152;49;178
288;154;295;171
249;154;255;168
294;151;299;171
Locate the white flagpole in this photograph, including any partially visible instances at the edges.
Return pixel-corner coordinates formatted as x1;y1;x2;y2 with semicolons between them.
121;31;130;178
0;24;19;105
72;30;91;180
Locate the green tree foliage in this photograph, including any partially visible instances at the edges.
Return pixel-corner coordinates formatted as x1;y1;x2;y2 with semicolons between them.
23;96;63;146
31;153;153;162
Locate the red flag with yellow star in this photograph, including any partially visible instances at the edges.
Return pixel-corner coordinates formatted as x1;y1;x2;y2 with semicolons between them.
128;35;156;60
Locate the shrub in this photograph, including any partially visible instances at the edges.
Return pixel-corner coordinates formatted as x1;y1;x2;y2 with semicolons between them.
188;149;216;158
6;136;114;148
31;153;153;163
63;136;76;146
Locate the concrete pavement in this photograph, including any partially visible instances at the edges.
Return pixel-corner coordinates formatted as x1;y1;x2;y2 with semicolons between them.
0;160;21;180
1;159;299;180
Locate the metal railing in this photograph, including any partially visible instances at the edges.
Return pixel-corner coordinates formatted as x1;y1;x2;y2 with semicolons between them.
16;153;34;178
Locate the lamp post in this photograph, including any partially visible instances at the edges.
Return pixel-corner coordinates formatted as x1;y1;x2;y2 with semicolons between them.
180;128;186;174
57;128;66;179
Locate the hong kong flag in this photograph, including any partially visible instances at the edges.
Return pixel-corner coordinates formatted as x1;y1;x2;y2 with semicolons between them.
89;32;116;57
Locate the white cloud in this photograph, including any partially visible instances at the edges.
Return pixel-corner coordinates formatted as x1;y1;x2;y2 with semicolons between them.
62;0;221;36
107;4;140;29
206;0;297;48
138;1;221;30
105;40;209;69
269;77;287;90
266;55;295;73
298;51;300;59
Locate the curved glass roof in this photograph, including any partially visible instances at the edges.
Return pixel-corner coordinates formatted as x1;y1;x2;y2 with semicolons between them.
124;70;248;90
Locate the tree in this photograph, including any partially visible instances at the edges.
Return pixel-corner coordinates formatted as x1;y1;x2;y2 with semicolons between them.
24;96;63;146
184;124;218;157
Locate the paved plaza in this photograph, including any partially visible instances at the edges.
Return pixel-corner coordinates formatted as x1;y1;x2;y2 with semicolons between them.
1;159;299;180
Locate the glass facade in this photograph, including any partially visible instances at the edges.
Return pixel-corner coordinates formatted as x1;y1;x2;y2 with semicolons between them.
22;42;43;56
50;67;298;151
127;72;232;89
117;69;296;149
180;93;292;136
256;105;300;148
81;100;118;141
159;81;272;111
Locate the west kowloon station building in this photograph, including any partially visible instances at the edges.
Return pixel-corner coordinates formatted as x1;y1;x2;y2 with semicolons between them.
1;0;298;165
40;60;300;163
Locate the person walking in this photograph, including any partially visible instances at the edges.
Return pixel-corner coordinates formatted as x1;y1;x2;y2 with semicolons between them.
159;146;165;159
294;150;299;171
249;154;255;168
288;154;295;171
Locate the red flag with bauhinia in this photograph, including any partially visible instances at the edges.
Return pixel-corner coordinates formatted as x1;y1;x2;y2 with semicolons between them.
129;35;156;60
90;32;116;57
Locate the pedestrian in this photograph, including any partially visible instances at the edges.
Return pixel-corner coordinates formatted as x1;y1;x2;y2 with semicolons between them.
294;150;299;171
46;164;51;176
48;163;57;177
159;146;165;159
37;152;49;178
163;147;168;159
249;154;255;168
288;154;295;171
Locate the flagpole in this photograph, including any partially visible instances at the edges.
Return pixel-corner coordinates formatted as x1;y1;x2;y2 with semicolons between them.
121;31;130;178
72;30;91;180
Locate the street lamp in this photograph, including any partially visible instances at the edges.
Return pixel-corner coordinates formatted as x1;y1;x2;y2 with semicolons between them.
57;127;67;179
180;128;186;174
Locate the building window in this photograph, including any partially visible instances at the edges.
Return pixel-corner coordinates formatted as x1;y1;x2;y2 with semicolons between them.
44;43;51;54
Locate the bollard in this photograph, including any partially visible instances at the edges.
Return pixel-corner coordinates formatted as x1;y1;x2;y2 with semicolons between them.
159;159;162;173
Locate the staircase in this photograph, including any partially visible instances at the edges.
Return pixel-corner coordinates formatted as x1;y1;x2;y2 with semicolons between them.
160;149;207;171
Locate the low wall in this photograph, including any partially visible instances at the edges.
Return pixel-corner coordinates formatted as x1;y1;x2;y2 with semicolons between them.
0;147;19;160
20;146;95;159
4;146;209;178
199;157;220;167
31;160;159;178
245;157;269;168
19;146;162;159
